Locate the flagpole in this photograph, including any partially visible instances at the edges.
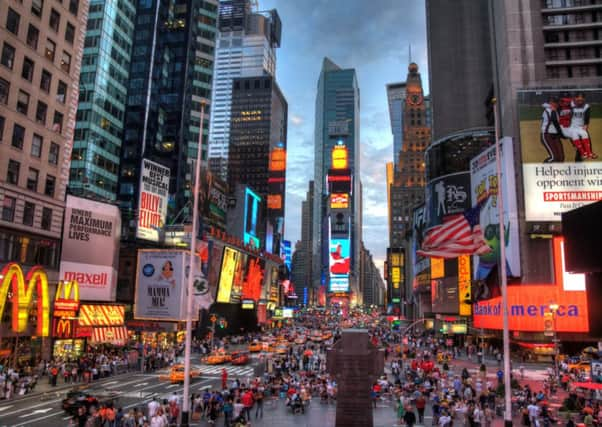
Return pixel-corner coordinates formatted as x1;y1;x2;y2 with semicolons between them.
181;99;207;427
492;97;512;427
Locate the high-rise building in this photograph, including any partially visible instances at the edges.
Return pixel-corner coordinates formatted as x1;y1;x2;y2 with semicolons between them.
117;0;218;238
426;0;494;140
208;0;281;180
69;0;136;201
312;57;361;303
386;82;406;171
227;74;287;254
0;0;88;276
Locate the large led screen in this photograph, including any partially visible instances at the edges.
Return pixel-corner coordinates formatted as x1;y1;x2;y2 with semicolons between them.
243;188;261;249
216;247;239;303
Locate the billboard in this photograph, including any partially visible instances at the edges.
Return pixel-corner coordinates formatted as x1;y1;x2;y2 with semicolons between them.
329;239;350;276
331;193;349;209
242;257;264;301
424;172;471;229
243;188;261;249
216;247;239;303
470;137;521;279
0;263;50;336
136;159;170;241
518;89;602;222
230;251;248;304
411;205;429;277
458;255;471;316
59;195;120;301
473;237;589;332
431;277;459;314
134;250;186;321
281;240;292;272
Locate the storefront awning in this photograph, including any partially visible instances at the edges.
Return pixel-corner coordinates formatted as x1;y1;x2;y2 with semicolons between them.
91;326;128;346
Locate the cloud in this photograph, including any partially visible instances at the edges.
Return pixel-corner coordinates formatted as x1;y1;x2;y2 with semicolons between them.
290;114;304;126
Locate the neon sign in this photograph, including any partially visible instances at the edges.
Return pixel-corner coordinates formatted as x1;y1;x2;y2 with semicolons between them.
0;263;50;336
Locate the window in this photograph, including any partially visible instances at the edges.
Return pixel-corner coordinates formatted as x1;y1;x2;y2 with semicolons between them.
49;9;60;32
44;175;55;197
60;51;71;73
23;202;35;226
40;69;52;92
0;78;9;104
0;115;4;141
45;39;56;62
27;24;39;49
48;142;59;164
27;168;39;191
57;80;67;103
52;111;63;133
31;0;43;18
65;22;75;44
21;57;35;82
35;101;47;124
6;8;20;35
1;43;16;69
12;124;25;149
41;207;52;230
31;133;43;156
7;159;20;184
2;197;16;222
69;0;79;15
16;90;30;115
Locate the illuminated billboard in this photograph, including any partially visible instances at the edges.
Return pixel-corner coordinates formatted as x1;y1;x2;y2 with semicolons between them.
269;146;286;172
473;237;589;332
329;238;350;292
457;255;471;316
431;277;458;314
332;144;348;169
216;247;239;303
136;159;170;241
243;188;261;249
330;193;349;209
242;257;264;301
518;89;602;222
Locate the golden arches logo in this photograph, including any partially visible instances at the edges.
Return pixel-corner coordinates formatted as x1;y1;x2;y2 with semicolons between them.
54;318;72;337
0;263;50;336
56;280;79;302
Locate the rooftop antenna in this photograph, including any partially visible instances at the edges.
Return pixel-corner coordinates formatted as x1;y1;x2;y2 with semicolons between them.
408;44;412;64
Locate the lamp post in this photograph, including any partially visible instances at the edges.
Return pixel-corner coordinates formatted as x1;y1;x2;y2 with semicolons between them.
181;99;207;427
549;303;559;380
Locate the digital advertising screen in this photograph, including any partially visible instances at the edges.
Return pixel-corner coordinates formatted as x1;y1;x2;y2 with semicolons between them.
230;252;248;304
330;193;349;209
244;188;261;249
242;257;264;301
329;238;350;276
431;277;459;314
216;247;239;303
518;89;602;222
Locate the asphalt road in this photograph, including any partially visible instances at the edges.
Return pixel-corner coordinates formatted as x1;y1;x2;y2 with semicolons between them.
0;353;260;427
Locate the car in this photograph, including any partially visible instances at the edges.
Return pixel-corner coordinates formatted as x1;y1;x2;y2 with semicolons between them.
568;360;591;373
275;344;288;355
248;341;262;352
62;390;100;415
160;364;201;383
231;351;250;365
205;351;231;365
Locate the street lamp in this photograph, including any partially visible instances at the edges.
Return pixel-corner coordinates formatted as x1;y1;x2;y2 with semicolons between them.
549;303;560;379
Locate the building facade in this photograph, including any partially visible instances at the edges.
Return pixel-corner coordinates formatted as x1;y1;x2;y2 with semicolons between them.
386;82;406;172
208;0;281;180
0;0;89;280
312;57;361;303
69;0;136;201
117;0;218;239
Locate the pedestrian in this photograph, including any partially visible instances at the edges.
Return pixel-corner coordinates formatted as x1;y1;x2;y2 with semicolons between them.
403;404;417;427
253;386;264;419
222;397;233;427
221;368;228;390
415;393;426;423
241;388;254;421
149;408;168;427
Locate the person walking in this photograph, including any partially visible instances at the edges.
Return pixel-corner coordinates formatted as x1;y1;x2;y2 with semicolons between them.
403;404;417;427
415;393;426;423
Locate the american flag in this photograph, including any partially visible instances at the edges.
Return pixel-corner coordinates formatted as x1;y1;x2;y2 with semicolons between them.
417;204;492;259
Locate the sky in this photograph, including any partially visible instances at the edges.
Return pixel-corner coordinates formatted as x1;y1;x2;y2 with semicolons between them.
261;0;429;273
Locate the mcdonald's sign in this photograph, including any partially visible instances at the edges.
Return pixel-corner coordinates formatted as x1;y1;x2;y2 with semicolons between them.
0;263;50;336
54;280;80;316
53;318;73;338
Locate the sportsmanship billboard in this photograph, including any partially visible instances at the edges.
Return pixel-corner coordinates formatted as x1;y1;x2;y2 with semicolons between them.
134;250;186;321
518;89;602;222
470;137;521;279
136;159;170;241
59;195;120;301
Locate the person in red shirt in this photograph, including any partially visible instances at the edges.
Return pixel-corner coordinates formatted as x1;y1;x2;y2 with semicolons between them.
221;368;228;390
241;388;254;421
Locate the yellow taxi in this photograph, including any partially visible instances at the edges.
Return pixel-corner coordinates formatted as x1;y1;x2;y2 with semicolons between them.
568;360;591;373
275;343;288;355
248;341;262;352
204;350;232;365
159;364;200;383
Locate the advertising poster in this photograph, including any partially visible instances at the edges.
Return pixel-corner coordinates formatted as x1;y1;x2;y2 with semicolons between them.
231;251;248;304
136;159;170;241
431;277;459;314
470;137;521;279
244;188;261;249
457;255;471;316
329;238;350;292
59;195;120;301
424;172;471;229
411;205;429;278
188;250;213;312
134;250;186;320
216;247;239;303
242;257;265;301
331;193;349;209
201;171;228;230
207;241;223;295
518;89;602;221
281;240;292;272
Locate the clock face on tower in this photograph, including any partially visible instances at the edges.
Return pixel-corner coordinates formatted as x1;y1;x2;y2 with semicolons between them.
408;93;423;106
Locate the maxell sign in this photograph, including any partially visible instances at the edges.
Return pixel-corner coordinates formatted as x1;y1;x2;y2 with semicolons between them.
59;195;120;301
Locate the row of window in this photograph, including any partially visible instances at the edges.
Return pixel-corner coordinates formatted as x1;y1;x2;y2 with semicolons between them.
0;230;60;268
6;157;57;198
5;7;74;74
0;117;60;162
2;195;54;231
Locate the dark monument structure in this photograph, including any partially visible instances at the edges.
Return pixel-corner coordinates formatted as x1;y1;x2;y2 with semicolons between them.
327;328;385;427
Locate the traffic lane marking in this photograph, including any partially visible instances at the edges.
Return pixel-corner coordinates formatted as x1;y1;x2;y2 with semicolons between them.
11;410;65;427
18;407;53;418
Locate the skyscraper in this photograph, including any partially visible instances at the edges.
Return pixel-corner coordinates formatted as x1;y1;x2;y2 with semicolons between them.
0;0;88;275
69;0;136;201
117;0;218;238
312;57;361;302
386;82;406;171
208;0;281;180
